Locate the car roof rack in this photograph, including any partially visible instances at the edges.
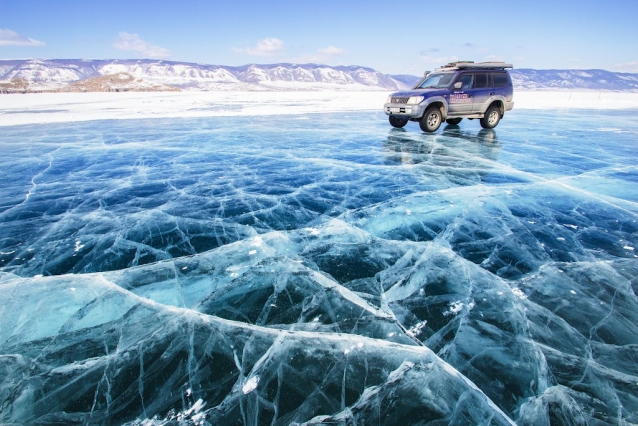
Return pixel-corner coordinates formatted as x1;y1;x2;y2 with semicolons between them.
435;61;513;71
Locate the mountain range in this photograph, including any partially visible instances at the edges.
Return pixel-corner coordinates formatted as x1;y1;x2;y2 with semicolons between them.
1;59;637;93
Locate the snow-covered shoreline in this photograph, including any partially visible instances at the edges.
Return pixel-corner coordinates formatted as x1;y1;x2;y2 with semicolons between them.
1;90;638;127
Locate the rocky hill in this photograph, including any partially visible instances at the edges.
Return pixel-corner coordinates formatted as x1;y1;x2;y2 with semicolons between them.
62;72;179;92
0;77;29;93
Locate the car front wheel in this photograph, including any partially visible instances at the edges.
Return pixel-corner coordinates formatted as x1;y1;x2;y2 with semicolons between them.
480;106;501;129
419;107;442;132
389;115;408;128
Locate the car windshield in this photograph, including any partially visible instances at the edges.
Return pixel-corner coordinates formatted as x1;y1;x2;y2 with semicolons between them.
416;73;454;89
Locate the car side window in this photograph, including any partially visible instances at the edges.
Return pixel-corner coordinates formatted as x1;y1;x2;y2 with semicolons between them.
456;74;473;90
493;72;508;87
474;73;489;89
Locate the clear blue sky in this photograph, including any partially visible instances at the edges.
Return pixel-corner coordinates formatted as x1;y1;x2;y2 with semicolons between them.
1;0;637;74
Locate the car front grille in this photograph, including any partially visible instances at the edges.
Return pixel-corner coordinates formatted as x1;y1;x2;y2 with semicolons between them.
391;97;409;104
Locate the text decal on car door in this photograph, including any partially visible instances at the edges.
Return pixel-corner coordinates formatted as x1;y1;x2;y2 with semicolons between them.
450;93;471;103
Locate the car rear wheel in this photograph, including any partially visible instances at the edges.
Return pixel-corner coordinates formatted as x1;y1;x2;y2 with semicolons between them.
446;118;462;125
480;106;501;129
419;107;442;132
389;115;408;128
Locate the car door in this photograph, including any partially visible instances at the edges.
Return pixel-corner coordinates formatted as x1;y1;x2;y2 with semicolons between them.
472;72;493;113
448;72;474;115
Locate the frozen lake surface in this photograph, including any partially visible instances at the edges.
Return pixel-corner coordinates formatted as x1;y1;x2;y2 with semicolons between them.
1;103;637;425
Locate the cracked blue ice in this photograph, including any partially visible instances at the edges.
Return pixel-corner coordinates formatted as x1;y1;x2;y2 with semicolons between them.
0;109;637;425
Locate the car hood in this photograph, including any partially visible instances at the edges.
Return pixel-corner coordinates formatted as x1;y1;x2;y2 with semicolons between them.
390;89;448;98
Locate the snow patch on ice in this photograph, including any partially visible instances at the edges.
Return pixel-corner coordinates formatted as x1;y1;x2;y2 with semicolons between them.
445;301;464;316
242;376;259;394
306;227;321;235
512;288;527;300
406;320;427;338
129;397;207;425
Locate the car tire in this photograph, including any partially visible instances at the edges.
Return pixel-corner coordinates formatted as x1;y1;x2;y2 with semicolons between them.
480;106;501;129
419;106;442;132
389;115;408;128
446;118;462;125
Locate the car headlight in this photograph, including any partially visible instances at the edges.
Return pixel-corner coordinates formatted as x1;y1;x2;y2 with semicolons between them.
387;95;393;104
407;96;424;105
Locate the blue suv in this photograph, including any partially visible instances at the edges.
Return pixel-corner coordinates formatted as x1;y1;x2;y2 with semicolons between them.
384;61;514;132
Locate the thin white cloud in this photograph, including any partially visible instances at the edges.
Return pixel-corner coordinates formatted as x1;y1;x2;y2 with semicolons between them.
317;45;345;56
234;39;346;63
420;54;458;66
113;32;170;58
0;28;45;46
613;61;638;73
292;45;346;64
233;38;285;57
483;54;505;62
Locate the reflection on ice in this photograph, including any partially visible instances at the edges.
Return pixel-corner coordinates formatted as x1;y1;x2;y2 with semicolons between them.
1;109;637;424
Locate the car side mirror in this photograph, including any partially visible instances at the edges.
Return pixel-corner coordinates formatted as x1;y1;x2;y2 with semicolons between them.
453;82;463;89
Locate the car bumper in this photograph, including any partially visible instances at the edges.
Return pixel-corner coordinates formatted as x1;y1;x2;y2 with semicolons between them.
505;101;514;112
384;103;425;119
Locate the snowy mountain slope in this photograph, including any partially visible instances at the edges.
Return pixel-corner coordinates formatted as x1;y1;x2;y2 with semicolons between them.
0;59;99;87
389;74;423;88
510;69;638;91
390;69;638;91
1;59;637;92
62;72;180;92
0;59;409;91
